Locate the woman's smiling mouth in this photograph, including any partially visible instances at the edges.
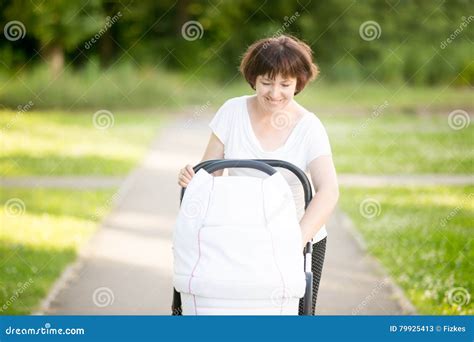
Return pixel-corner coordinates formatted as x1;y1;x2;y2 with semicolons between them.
266;97;284;104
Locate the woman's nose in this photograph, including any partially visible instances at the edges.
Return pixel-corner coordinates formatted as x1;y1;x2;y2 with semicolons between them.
270;86;280;98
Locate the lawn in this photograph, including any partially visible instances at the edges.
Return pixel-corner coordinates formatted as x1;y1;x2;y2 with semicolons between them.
338;185;473;315
296;81;473;112
0;110;164;176
320;112;473;174
0;187;117;314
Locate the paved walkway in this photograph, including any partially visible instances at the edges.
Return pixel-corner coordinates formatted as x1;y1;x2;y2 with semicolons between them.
39;115;415;315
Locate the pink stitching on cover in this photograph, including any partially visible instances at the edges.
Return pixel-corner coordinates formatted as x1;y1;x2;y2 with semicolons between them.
187;177;214;315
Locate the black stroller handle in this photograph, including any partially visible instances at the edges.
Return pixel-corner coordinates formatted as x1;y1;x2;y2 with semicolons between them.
202;159;277;175
180;159;277;200
183;159;313;209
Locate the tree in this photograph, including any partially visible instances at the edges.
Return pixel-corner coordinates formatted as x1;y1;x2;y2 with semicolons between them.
4;0;104;77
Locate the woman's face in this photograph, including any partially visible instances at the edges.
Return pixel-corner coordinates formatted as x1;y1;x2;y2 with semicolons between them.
255;74;297;112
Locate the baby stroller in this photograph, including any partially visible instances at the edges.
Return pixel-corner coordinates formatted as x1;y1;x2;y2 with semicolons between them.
172;159;314;315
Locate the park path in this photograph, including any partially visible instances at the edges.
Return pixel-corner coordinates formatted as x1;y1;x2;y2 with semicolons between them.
37;114;416;315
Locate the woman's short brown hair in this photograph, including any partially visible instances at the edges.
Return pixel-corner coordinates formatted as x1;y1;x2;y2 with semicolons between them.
239;35;319;95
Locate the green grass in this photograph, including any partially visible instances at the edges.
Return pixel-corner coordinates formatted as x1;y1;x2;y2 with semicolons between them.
296;81;473;112
319;112;473;174
0;110;164;176
0;187;117;314
0;63;472;111
339;185;473;315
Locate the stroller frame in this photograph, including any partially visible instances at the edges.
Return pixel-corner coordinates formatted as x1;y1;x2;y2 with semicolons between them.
172;159;314;315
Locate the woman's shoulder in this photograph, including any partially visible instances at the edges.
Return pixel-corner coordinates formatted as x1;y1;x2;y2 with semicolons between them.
210;96;251;144
305;111;324;126
219;95;249;110
293;102;325;130
211;95;249;126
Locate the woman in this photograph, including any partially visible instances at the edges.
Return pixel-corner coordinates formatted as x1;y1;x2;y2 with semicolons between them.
177;35;339;315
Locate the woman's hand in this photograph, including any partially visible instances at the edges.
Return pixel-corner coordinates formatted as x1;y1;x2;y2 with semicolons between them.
177;133;224;188
178;164;195;188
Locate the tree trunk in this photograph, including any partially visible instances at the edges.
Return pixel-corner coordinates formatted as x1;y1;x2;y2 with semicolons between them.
45;43;64;78
175;0;190;35
99;30;114;68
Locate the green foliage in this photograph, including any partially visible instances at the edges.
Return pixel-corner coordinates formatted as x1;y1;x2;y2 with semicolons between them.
3;0;103;50
1;0;472;86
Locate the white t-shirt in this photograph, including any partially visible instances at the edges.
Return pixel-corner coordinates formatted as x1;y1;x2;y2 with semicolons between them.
209;95;332;243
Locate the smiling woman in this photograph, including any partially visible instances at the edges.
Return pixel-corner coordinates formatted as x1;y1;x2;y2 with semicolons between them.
176;35;339;315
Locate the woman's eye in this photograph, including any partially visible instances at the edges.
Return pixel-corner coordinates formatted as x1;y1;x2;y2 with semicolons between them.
282;84;290;87
262;82;271;86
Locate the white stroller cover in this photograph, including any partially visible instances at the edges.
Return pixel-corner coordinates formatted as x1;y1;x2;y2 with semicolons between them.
173;169;306;301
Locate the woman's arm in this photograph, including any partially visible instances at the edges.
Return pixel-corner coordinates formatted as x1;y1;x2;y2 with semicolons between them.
201;133;225;176
202;133;225;161
299;155;339;248
178;133;224;187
